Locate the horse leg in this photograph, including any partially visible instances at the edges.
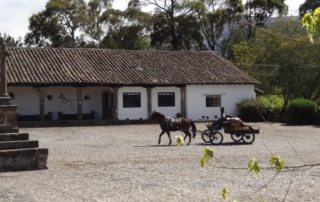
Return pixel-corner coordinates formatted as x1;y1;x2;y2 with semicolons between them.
186;131;192;145
183;131;188;141
158;131;165;145
166;131;172;145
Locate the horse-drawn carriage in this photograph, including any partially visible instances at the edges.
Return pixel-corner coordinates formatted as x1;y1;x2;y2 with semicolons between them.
201;117;259;145
150;107;259;146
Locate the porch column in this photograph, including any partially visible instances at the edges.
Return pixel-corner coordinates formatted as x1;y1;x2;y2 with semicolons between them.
113;87;118;120
147;87;152;118
39;88;45;121
180;86;186;117
77;87;83;120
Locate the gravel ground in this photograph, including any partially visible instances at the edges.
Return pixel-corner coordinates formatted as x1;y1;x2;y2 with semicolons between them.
0;123;319;202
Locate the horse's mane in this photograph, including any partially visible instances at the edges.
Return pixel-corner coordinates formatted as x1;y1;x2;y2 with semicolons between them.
154;111;165;118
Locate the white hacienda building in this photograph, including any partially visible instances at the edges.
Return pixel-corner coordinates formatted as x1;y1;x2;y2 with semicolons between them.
6;47;257;122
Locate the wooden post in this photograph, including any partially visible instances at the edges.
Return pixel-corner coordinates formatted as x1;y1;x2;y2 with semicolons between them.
39;88;45;121
147;87;152;118
77;87;83;121
180;87;186;117
113;87;118;120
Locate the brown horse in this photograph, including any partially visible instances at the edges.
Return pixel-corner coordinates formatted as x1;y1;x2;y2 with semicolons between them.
150;111;197;145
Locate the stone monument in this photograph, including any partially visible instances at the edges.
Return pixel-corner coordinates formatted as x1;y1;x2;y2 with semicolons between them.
0;45;48;171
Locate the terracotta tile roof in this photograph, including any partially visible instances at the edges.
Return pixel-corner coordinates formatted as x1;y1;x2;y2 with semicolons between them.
6;47;257;87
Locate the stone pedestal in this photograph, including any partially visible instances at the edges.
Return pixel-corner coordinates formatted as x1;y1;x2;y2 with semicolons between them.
0;102;19;133
0;45;49;172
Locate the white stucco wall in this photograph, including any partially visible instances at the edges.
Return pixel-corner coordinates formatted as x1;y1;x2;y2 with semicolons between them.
45;87;77;120
118;87;148;120
186;85;255;120
45;87;116;120
151;87;181;118
9;84;255;121
82;87;114;119
8;87;39;115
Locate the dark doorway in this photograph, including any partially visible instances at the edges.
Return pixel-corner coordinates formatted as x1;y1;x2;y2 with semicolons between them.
102;91;114;119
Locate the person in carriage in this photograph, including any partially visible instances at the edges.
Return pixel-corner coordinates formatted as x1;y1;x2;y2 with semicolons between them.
209;107;251;131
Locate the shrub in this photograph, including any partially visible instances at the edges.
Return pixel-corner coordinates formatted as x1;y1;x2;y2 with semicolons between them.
314;107;320;125
286;98;318;124
258;95;284;122
237;99;269;122
258;95;284;112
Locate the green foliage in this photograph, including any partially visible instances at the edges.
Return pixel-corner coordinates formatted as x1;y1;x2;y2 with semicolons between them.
175;135;185;146
25;0;88;47
286;98;318;124
0;33;22;47
200;147;214;167
188;0;243;56
243;0;287;39
237;98;268;122
221;187;230;200
232;18;320;103
259;95;284;112
302;7;320;42
248;159;261;175
150;11;204;50
299;0;320;17
270;155;285;172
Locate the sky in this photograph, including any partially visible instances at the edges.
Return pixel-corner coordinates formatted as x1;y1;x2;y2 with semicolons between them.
0;0;305;39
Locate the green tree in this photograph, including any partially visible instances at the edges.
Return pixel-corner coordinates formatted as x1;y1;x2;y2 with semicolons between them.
0;33;22;47
232;19;320;105
84;0;113;43
189;0;243;56
243;0;287;40
145;0;204;50
99;2;152;49
25;0;88;47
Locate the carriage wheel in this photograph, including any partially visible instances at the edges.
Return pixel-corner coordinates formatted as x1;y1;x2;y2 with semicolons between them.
231;133;243;143
242;132;255;144
210;131;223;145
201;130;213;143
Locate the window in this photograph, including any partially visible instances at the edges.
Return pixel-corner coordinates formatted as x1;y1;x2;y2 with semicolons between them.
206;95;221;107
123;92;141;108
158;92;175;107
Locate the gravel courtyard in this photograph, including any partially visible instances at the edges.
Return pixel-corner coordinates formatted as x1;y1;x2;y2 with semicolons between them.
0;123;319;202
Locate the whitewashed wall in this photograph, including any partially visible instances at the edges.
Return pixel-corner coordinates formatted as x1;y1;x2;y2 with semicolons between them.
45;87;77;120
9;84;255;121
151;87;181;118
118;87;148;120
82;87;114;119
8;87;39;115
186;85;255;120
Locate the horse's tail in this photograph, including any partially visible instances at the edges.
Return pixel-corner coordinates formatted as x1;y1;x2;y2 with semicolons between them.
190;121;197;138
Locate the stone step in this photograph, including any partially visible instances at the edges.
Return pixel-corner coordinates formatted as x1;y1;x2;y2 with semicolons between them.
0;140;38;150
0;148;48;171
0;133;29;141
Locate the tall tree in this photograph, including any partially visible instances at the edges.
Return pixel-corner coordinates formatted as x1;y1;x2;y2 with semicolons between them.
145;0;204;50
189;0;243;56
84;0;112;43
99;7;151;49
243;0;287;40
0;33;22;47
25;0;87;47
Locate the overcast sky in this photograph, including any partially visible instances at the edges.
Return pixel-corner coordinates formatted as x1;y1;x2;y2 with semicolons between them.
0;0;304;39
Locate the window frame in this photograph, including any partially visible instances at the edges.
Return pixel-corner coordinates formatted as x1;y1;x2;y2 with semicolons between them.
122;92;141;108
205;95;221;108
157;92;175;107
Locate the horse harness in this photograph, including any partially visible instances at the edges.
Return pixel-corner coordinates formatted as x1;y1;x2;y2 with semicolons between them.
164;117;182;129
